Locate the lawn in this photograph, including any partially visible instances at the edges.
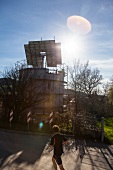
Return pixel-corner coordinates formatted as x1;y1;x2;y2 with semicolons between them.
104;117;113;144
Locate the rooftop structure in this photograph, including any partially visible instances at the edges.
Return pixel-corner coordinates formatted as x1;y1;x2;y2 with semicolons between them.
24;40;62;68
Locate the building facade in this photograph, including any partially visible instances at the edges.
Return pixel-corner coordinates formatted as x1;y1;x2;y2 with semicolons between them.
24;39;66;114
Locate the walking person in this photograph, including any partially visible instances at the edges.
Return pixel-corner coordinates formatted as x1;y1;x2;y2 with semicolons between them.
50;125;68;170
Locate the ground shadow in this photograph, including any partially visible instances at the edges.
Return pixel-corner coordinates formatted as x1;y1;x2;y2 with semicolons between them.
82;140;113;170
0;130;50;169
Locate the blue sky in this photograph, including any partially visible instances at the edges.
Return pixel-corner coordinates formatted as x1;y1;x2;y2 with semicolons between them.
0;0;113;82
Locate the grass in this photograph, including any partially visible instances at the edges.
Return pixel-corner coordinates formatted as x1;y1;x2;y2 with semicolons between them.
97;117;113;144
104;117;113;144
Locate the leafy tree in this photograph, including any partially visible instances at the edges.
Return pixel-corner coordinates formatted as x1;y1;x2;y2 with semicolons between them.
108;82;113;105
107;80;113;116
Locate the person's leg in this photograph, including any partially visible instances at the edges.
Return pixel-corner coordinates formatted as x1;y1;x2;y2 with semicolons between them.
54;155;65;170
59;164;65;170
52;156;57;170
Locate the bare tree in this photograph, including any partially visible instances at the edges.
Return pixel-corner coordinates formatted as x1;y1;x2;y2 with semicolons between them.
68;60;104;136
69;60;103;115
0;62;52;123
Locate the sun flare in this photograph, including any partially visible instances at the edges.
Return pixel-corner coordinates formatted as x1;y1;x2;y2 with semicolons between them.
61;35;85;63
67;15;91;34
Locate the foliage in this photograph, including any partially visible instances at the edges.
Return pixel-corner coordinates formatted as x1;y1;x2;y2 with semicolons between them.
53;112;73;134
97;117;113;144
108;80;113;105
104;117;113;144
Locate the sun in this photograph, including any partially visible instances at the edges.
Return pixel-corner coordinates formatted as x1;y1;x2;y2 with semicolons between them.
61;34;85;63
60;15;91;64
62;36;83;54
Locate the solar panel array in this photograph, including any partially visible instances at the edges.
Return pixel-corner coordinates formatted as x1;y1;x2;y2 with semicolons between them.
24;40;62;67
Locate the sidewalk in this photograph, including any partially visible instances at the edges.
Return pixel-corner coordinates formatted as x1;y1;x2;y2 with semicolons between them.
37;139;113;170
80;141;113;170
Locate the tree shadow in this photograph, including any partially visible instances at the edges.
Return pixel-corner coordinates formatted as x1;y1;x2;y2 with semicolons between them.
82;140;113;170
0;131;50;169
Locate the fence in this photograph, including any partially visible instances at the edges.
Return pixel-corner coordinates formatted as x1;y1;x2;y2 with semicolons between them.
74;113;101;139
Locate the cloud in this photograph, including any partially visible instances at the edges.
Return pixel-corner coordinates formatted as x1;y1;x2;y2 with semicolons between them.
90;58;113;68
99;2;113;13
56;10;65;18
89;58;113;80
87;22;113;56
93;25;113;36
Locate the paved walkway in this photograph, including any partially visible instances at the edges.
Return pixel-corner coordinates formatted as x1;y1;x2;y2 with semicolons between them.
37;139;113;170
0;129;113;170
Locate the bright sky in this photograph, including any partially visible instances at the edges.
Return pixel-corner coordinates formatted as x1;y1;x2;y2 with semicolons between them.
0;0;113;82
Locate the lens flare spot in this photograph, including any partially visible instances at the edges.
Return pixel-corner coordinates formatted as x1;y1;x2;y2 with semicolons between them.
67;15;91;34
39;122;44;129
